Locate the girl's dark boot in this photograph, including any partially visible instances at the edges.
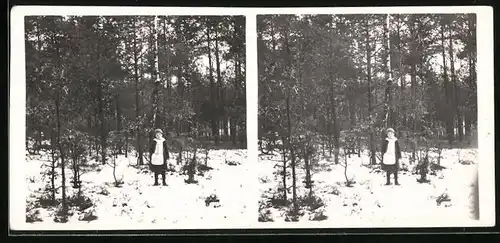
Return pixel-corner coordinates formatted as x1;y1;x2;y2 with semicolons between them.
153;172;159;186
161;171;167;186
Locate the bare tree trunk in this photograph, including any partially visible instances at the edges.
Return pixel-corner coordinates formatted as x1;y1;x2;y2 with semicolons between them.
343;151;351;186
49;131;57;204
230;118;237;145
448;23;463;142
330;84;340;165
214;22;225;142
283;22;297;212
465;14;476;139
175;20;185;100
152;15;162;130
440;18;454;144
163;17;172;97
384;14;394;128
303;142;313;190
53;33;68;216
281;137;288;202
364;18;376;165
286;94;297;213
55;91;67;214
230;43;238;145
115;93;123;153
468;14;477;131
409;18;418;135
95;18;107;165
133;18;144;165
97;65;106;165
113;156;119;186
395;15;406;128
151;18;161;132
206;20;219;145
326;30;341;164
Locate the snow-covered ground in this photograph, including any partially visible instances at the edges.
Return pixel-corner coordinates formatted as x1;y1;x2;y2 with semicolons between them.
25;148;251;228
21;140;481;228
258;148;479;225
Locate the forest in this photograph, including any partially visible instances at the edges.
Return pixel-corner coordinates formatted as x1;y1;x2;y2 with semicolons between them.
257;14;479;223
24;15;249;224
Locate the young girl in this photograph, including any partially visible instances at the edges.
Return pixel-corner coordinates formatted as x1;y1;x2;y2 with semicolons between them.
149;128;170;186
381;128;402;185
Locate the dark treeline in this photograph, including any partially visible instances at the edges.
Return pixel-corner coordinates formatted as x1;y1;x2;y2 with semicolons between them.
26;15;247;163
257;14;476;214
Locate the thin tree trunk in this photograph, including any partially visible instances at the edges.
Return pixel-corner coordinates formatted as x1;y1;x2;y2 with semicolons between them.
125;130;128;158
417;19;426;133
281;136;287;202
286;94;297;213
152;15;162;129
469;14;477;129
50;131;57;204
115;94;122;131
304;143;312;190
283;22;297;213
448;23;463;142
206;20;219;145
222;103;228;141
440;18;454;144
384;14;394;128
465;15;475;138
395;15;406;128
365;18;376;165
133;18;144;165
176;21;185;99
215;21;224;142
230;118;237;145
231;19;241;145
52;32;67;216
330;84;340;165
55;90;67;214
94;17;107;165
151;81;161;129
163;17;172;97
344;151;351;186
97;65;106;165
409;18;418;135
151;18;161;131
327;29;341;164
115;93;122;153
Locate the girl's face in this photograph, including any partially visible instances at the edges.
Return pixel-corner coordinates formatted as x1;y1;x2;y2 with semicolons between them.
387;131;395;138
155;132;162;139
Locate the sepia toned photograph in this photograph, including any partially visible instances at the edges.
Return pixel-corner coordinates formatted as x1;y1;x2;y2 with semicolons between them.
19;12;249;228
257;12;489;225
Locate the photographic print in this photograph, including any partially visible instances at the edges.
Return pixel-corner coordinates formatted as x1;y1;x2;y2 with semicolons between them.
257;10;493;226
13;7;250;230
9;5;494;233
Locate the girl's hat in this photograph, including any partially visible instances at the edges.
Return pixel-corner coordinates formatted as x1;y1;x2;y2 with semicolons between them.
154;128;163;134
386;128;395;134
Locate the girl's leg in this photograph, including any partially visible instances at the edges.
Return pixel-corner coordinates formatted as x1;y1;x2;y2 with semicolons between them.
394;170;400;185
161;170;167;186
386;169;391;185
153;171;159;186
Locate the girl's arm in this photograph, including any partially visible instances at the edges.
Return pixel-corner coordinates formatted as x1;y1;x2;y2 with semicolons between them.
395;141;402;160
381;140;388;154
149;140;156;155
